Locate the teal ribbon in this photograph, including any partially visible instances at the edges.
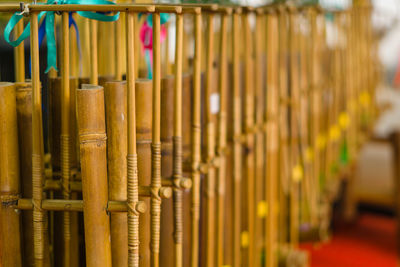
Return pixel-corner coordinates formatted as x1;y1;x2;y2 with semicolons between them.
4;0;119;73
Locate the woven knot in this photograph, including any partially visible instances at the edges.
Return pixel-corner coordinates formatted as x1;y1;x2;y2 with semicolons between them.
150;187;162;202
127;202;140;216
32;199;43;212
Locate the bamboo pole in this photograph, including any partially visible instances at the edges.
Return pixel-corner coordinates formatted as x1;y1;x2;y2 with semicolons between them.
265;10;278;267
242;12;255;267
115;17;123;80
30;12;46;267
14;20;25;82
126;11;140;267
136;79;153;267
191;11;202;267
0;82;22;267
217;11;228;267
90;20;98;85
16;82;34;266
105;81;128;267
173;12;184;267
77;84;111;267
232;10;242;267
61;12;72;266
205;13;216;267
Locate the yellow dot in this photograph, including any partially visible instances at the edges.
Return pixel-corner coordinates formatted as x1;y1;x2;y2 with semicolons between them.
305;147;314;163
329;125;341;141
339;112;350;130
241;231;249;248
316;134;327;150
257;201;268;218
292;164;303;182
359;91;371;107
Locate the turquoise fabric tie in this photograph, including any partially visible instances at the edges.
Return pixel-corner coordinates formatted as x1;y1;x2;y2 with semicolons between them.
4;0;119;73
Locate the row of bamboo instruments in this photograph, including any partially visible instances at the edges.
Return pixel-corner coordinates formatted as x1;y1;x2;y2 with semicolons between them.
0;0;379;266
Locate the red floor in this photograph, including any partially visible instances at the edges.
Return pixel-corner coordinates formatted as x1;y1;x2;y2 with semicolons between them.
301;213;398;267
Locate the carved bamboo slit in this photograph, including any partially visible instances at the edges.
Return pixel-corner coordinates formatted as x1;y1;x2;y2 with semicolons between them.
77;84;112;267
105;81;128;267
191;11;202;267
0;82;22;267
232;9;242;267
265;10;278;267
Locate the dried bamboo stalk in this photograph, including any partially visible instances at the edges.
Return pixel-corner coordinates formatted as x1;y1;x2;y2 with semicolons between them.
191;11;202;267
0;82;22;267
77;84;111;267
265;11;278;267
90;20;98;85
105;81;128;267
126;11;140;267
151;12;162;267
232;10;242;267
14;20;25;82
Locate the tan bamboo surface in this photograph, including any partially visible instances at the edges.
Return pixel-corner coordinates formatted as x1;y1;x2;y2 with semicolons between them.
30;12;47;267
254;11;265;266
136;79;153;267
216;10;229;267
115;15;123;80
61;13;72;266
173;12;184;267
160;76;175;267
231;9;242;267
126;11;140;267
265;10;278;267
90;20;98;84
76;84;111;267
191;10;202;267
151;12;162;267
16;82;34;266
0;82;22;267
14;20;25;82
104;81;128;267
288;6;300;248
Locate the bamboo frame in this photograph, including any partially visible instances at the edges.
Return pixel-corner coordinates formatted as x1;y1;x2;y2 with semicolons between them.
14;20;25;82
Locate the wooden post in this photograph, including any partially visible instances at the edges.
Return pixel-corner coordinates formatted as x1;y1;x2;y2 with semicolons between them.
0;82;22;267
105;81;128;267
191;11;202;267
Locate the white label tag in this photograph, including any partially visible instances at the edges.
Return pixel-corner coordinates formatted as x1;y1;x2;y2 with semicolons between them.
210;93;220;114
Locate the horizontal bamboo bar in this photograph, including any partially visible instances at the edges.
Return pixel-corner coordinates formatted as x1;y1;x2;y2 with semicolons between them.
16;199;147;213
0;4;155;12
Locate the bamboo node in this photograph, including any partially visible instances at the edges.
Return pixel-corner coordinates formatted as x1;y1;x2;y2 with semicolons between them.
0;193;20;206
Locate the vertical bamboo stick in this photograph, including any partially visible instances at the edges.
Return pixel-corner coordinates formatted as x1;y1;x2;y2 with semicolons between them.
173;12;184;267
90;20;98;85
217;11;228;267
242;12;255;267
265;11;278;267
232;10;242;267
30;12;46;267
0;82;22;267
205;13;216;267
61;12;71;267
14;20;25;82
115;17;123;80
191;11;202;267
151;12;162;267
77;84;111;267
105;81;128;267
126;11;140;267
16;82;34;266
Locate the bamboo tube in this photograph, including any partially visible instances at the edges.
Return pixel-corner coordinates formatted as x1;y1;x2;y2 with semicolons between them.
216;12;228;267
61;13;72;266
90;20;98;85
160;76;175;267
231;10;242;267
151;12;162;267
136;79;153;267
16;82;34;266
173;12;184;267
104;81;128;267
254;12;265;266
126;11;140;267
115;17;123;80
30;12;46;267
265;11;278;267
242;12;255;267
204;13;216;267
14;20;25;82
70;13;78;78
0;82;22;267
191;11;202;267
76;84;111;267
